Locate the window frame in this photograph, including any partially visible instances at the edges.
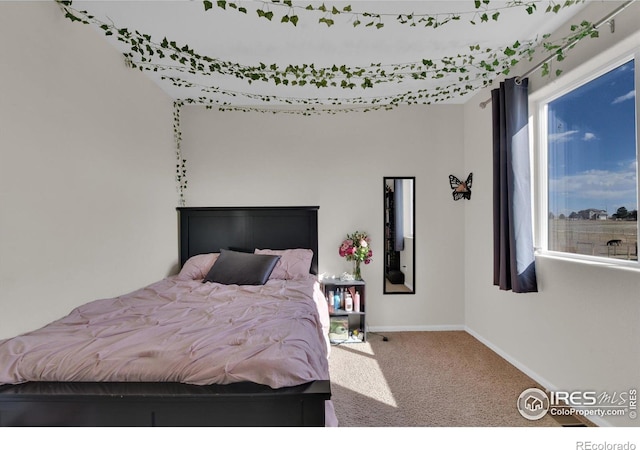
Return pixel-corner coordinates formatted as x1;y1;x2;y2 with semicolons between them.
531;48;640;268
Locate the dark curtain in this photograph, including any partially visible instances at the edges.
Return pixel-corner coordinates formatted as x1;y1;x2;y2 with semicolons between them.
394;179;405;252
491;78;538;293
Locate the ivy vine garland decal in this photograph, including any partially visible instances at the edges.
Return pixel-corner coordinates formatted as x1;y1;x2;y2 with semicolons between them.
56;0;598;115
173;102;187;206
203;0;586;29
165;74;495;110
135;40;538;91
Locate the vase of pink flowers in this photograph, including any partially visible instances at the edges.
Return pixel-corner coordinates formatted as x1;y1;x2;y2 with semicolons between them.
339;231;372;281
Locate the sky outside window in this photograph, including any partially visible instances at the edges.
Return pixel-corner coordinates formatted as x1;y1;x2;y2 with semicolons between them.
547;59;637;217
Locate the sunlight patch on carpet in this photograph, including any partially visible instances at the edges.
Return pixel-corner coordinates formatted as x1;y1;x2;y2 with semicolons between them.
329;343;398;408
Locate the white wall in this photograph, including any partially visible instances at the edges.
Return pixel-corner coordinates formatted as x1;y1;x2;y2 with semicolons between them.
463;2;640;426
181;105;466;330
0;2;178;339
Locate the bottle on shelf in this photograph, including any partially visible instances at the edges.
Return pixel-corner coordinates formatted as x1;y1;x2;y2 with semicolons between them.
345;293;353;312
327;290;334;313
353;291;360;312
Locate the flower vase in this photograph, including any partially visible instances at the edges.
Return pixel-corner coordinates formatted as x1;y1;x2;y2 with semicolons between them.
353;260;362;281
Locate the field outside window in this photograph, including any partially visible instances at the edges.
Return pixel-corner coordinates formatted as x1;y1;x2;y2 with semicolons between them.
538;55;638;263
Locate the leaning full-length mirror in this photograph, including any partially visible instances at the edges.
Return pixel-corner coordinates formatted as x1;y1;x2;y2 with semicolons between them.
384;177;415;294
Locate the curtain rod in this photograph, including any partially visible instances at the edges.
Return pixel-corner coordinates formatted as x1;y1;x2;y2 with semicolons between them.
478;0;636;109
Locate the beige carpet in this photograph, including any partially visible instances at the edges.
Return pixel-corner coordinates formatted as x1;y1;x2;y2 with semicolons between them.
328;331;561;427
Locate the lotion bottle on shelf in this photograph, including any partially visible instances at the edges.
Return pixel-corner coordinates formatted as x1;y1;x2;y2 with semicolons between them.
353;291;360;312
345;293;353;312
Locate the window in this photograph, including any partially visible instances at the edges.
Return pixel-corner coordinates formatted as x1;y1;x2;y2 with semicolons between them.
536;55;638;264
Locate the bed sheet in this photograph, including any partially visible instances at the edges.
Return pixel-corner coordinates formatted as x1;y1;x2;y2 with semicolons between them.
0;275;331;390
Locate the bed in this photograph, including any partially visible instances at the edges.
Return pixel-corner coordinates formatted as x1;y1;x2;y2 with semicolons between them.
0;206;335;427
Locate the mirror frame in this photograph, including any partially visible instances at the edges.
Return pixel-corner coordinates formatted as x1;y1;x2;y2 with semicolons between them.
383;177;416;295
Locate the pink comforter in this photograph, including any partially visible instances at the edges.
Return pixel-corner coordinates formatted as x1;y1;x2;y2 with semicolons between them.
0;275;331;389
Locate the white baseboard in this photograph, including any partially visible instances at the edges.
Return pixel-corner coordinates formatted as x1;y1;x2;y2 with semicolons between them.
464;326;557;390
367;324;465;333
464;326;611;427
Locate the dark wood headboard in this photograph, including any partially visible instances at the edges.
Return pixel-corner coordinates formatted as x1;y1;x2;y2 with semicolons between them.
176;206;319;275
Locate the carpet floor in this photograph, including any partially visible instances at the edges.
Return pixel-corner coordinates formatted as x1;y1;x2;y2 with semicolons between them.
328;331;562;427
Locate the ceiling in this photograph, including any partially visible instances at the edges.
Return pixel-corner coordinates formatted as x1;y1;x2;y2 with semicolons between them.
65;1;588;112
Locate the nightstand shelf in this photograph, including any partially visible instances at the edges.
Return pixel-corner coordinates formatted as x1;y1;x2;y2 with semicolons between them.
320;279;366;344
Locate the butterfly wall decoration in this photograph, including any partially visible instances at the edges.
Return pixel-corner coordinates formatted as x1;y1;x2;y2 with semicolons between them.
449;173;472;201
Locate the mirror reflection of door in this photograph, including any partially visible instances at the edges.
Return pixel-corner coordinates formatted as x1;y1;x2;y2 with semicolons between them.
384;177;415;294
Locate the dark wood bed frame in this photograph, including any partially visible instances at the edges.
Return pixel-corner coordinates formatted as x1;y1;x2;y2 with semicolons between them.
0;206;331;427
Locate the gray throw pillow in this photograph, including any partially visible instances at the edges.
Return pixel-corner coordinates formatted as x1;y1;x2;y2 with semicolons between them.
203;249;281;285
